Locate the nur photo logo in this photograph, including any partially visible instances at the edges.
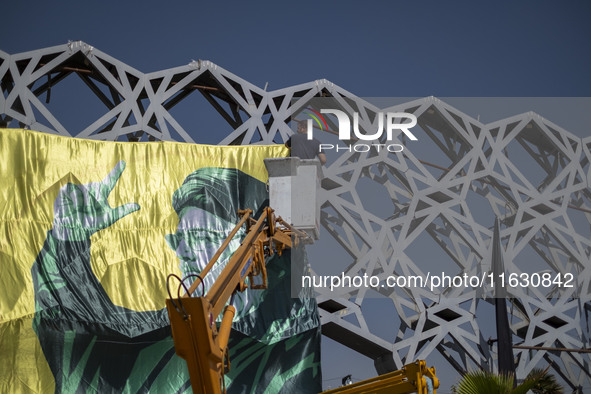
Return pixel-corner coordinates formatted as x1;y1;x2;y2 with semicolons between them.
302;108;418;153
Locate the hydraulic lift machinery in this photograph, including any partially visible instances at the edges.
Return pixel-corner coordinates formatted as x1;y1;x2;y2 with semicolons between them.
165;158;438;393
165;207;438;393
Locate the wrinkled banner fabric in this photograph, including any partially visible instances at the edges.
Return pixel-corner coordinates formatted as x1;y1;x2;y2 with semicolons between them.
0;129;322;394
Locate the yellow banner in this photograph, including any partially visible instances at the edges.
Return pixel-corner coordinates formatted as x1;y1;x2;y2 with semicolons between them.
0;128;289;393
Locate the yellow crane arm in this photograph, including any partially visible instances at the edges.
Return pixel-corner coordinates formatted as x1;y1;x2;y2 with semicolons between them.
165;207;301;394
165;206;440;394
322;361;439;394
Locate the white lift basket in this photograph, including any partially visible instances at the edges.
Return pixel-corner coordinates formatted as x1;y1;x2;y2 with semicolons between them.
264;157;322;243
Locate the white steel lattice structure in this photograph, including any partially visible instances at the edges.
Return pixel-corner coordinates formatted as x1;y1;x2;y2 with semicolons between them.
2;42;590;391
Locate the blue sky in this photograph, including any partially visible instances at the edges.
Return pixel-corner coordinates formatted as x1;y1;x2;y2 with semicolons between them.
3;1;590;392
3;1;590;98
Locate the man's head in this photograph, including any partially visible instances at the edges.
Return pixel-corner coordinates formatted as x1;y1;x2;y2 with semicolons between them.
165;167;268;278
296;120;307;134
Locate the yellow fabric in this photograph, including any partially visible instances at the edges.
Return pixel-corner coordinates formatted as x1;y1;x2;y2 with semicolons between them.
0;128;288;393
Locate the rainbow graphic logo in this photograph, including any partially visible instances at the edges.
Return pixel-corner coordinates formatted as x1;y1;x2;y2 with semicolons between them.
303;108;328;132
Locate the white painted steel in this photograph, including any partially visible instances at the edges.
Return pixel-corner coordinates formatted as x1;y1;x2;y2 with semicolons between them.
2;42;590;390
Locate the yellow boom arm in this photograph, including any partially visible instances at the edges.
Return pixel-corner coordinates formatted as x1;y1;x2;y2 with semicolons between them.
322;360;439;394
165;207;301;394
165;206;439;394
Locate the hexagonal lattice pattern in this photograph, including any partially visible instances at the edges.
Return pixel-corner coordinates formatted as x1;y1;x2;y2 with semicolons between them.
2;42;590;390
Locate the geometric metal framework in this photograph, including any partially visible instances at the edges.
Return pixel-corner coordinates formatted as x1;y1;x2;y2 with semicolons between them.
2;42;590;391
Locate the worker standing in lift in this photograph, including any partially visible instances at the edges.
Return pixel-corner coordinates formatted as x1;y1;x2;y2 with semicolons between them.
285;120;327;165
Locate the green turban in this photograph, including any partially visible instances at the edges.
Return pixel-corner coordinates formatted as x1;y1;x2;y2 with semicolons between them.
171;167;268;224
